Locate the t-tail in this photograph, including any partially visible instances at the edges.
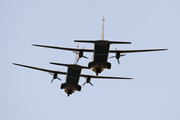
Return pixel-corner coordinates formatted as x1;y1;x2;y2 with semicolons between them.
102;15;105;40
74;15;131;44
74;43;79;64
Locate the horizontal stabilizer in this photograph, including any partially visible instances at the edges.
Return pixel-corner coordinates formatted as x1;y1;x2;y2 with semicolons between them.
74;40;97;43
108;41;131;44
74;40;131;44
50;62;89;69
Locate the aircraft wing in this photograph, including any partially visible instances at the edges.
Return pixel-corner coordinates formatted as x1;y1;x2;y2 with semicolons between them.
80;74;133;80
109;48;168;53
32;44;94;52
13;63;67;75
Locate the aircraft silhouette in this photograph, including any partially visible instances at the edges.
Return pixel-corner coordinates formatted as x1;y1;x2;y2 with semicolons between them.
32;16;167;75
13;63;132;96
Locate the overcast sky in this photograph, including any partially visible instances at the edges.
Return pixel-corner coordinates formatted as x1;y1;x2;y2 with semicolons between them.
1;0;180;120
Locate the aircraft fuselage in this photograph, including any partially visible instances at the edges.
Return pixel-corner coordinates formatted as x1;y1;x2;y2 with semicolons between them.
93;40;109;62
88;40;111;75
60;65;82;96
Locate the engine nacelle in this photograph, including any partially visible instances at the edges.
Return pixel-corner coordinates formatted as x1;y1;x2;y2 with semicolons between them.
116;52;120;59
79;51;83;58
88;61;96;68
86;77;91;83
53;73;58;79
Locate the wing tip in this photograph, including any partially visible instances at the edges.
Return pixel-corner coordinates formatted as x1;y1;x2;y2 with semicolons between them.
32;44;40;46
120;77;133;80
156;48;168;51
12;63;18;65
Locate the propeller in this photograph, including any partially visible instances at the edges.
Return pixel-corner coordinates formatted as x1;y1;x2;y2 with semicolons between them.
109;48;126;64
48;72;61;83
73;48;88;63
83;77;94;86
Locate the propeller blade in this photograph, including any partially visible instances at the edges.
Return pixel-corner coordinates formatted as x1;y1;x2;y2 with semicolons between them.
109;56;115;58
83;82;86;86
51;79;54;83
121;54;126;56
73;51;77;54
82;82;94;86
83;77;93;86
90;82;94;86
82;56;88;59
51;77;61;83
48;72;53;75
77;58;80;62
117;59;120;64
57;77;61;81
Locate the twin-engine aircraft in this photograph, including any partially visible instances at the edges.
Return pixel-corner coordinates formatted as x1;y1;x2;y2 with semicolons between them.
13;62;132;96
32;16;167;75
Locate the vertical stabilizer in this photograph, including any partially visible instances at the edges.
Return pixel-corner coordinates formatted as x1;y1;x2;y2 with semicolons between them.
75;43;79;64
102;15;105;40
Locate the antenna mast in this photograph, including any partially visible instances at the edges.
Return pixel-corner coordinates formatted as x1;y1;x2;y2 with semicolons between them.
102;15;105;40
74;43;79;64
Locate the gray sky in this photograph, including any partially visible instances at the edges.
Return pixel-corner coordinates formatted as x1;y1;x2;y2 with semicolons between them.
1;0;180;120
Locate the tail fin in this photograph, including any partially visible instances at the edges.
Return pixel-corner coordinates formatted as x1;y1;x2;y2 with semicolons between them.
74;43;79;64
102;15;105;40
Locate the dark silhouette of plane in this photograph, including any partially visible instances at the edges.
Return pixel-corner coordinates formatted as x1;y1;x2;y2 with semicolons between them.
13;62;132;96
32;16;167;75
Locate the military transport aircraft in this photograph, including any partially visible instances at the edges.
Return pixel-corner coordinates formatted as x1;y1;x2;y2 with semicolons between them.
13;62;132;96
32;16;167;75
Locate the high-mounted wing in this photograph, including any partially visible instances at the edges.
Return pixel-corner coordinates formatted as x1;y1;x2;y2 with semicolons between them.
80;74;133;80
13;63;66;75
109;48;168;53
32;44;93;52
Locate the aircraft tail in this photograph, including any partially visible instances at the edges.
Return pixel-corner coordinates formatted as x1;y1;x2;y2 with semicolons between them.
74;16;131;44
50;62;89;69
74;43;79;64
74;40;131;44
102;15;105;40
